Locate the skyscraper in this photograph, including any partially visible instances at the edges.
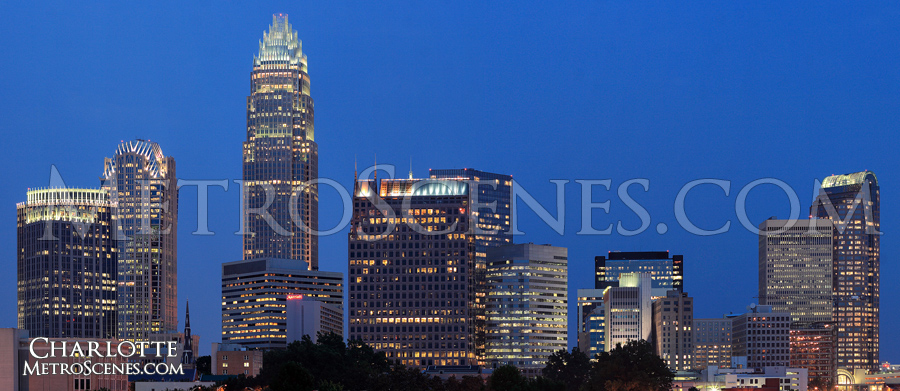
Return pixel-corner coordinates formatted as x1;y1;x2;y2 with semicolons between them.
102;139;178;341
243;14;318;269
348;176;476;368
652;290;694;372
594;251;682;299
484;244;567;375
429;168;512;363
16;188;117;338
603;272;652;350
758;219;834;324
811;171;880;372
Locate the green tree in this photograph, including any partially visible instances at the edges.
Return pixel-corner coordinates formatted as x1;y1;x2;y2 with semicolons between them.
542;347;592;391
270;361;315;391
584;340;674;391
195;355;211;376
488;365;528;391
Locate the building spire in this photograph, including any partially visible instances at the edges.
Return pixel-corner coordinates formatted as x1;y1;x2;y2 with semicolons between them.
181;300;194;367
409;156;413;179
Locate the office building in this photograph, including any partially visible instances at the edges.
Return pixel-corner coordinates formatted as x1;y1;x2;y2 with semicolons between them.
430;168;513;362
348;176;475;368
604;272;652;350
221;258;342;349
811;171;880;372
790;323;836;382
577;289;605;358
101;139;178;341
16;188;117;339
731;305;791;369
693;318;733;370
759;219;834;324
243;14;319;268
595;251;682;298
286;294;343;343
653;290;694;371
484;244;567;376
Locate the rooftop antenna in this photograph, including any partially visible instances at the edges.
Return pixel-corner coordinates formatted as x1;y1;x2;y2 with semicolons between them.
409;156;413;179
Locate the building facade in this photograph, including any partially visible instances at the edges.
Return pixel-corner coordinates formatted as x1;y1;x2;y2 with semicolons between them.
243;14;319;268
16;188;117;339
759;219;834;325
595;251;682;299
429;168;513;361
790;323;836;382
286;295;343;343
348;176;476;368
811;171;880;372
604;272;652;350
102;139;178;341
731;305;791;370
693;318;733;370
484;244;567;375
577;289;606;358
212;343;264;377
221;258;342;349
653;290;694;372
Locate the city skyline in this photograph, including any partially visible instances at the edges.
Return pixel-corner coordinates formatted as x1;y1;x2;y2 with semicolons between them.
0;2;897;364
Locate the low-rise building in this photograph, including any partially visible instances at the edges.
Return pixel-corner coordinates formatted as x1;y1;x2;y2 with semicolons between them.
211;343;263;377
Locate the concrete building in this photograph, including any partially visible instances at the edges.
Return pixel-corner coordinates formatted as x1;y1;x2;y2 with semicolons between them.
604;272;652;350
101;139;178;341
484;244;567;376
595;251;682;299
758;219;834;325
693;318;733;370
732;305;791;370
286;294;343;343
653;290;694;371
16;188;117;339
211;343;263;377
243;14;319;269
221;258;343;349
790;323;835;382
811;171;880;372
577;289;605;358
348;176;477;368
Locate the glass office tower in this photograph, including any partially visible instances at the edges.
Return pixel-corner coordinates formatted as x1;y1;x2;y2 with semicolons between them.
484;244;567;376
17;188;117;338
429;168;512;363
243;14;318;269
811;171;880;372
594;251;683;299
102;139;178;341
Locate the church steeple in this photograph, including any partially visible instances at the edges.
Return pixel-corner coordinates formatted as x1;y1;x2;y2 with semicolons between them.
181;301;194;366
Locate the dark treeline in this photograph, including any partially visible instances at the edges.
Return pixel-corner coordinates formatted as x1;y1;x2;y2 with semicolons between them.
195;334;673;391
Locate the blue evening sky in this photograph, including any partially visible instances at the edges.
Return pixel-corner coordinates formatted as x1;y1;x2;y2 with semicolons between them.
0;1;896;359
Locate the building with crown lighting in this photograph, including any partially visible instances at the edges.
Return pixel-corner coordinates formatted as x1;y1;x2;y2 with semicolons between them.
16;188;117;339
348;175;476;368
811;171;880;374
594;251;682;299
243;14;319;268
101;139;178;341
